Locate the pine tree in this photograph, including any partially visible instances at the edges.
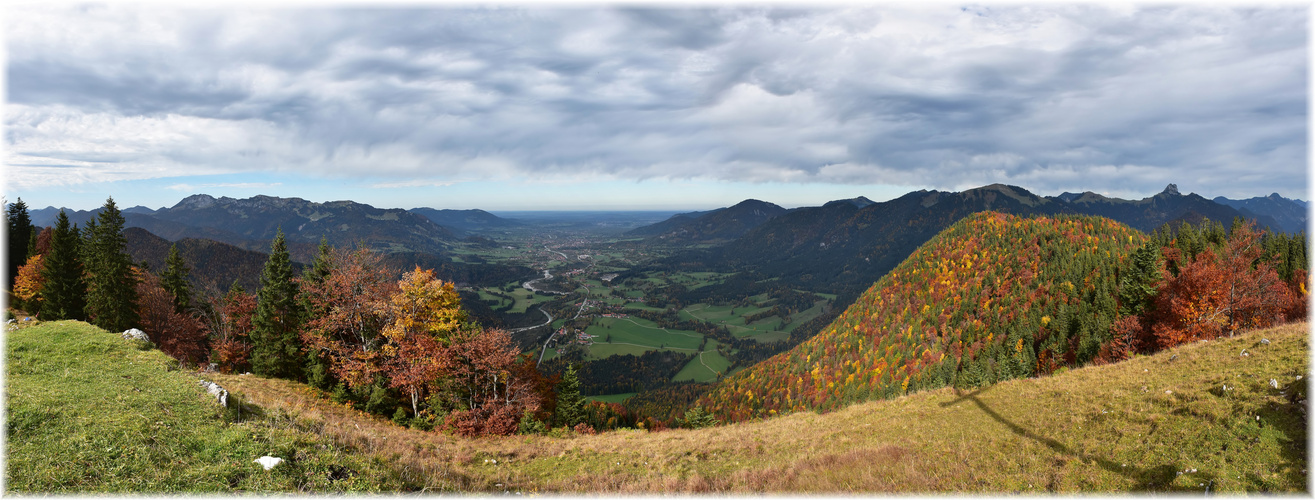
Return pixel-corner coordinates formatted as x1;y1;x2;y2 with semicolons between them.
301;237;336;389
1118;243;1161;317
6;198;33;289
555;363;585;427
250;229;305;380
82;198;139;332
160;244;193;314
39;210;87;321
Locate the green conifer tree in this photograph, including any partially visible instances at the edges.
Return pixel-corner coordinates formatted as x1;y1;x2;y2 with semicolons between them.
250;229;305;380
160;244;193;314
301;237;335;389
6;198;33;290
555;363;585;428
39;210;87;321
82;198;139;332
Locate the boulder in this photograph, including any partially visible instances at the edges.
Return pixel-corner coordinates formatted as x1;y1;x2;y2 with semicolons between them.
122;328;149;341
198;380;229;408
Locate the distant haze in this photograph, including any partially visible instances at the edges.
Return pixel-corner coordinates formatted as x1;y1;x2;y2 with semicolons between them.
5;4;1307;211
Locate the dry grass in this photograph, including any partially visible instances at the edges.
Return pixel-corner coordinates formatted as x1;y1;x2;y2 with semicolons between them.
212;321;1309;493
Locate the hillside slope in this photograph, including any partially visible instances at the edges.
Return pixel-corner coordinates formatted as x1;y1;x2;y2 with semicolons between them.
5;321;413;492
10;318;1304;493
211;321;1308;493
701;212;1147;421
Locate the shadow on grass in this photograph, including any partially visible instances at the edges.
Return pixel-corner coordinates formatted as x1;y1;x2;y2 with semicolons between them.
940;386;1187;491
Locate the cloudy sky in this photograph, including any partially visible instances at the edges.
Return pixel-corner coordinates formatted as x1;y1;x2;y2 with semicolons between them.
5;3;1308;211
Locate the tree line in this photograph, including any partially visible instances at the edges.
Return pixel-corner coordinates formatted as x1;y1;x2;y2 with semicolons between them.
4;198;606;437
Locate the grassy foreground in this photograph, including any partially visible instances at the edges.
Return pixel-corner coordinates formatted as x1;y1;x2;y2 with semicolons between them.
8;320;1309;493
215;322;1309;493
5;320;415;493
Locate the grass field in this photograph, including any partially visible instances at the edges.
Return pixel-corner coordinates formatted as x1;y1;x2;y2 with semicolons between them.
14;319;1307;493
585;393;638;404
584;317;703;351
6;321;413;493
672;340;733;383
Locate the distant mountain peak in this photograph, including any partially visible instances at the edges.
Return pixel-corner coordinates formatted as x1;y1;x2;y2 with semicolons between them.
174;194;217;210
823;196;875;209
1162;184;1180;196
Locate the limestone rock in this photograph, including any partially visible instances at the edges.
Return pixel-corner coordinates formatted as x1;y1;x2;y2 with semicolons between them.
199;380;229;408
122;328;149;341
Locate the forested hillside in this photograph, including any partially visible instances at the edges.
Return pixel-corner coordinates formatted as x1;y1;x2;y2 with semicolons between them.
700;212;1307;422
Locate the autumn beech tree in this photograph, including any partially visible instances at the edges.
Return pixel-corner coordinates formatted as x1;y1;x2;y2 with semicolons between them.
206;282;257;373
1149;220;1300;348
12;255;45;313
380;266;466;418
299;247;397;390
136;269;208;364
443;327;540;436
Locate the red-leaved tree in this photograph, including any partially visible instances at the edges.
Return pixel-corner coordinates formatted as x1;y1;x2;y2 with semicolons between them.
300;248;397;390
136;270;208;364
206;284;257;373
1150;221;1298;349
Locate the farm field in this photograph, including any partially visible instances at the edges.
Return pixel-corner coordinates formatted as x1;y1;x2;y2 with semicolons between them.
585;393;638;404
671;340;733;383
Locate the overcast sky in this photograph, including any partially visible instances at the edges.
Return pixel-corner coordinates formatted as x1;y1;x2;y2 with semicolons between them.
4;3;1308;211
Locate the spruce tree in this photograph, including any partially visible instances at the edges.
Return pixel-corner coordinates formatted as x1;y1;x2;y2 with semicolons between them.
39;210;87;321
301;237;335;389
82;198;139;332
555;363;585;428
160;244;193;314
6;198;33;289
250;229;305;380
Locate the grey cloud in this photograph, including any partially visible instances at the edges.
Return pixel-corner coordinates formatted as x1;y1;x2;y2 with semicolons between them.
5;4;1307;199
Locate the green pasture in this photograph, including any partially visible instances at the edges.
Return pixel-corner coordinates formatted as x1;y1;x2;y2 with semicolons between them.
671;340;733;383
584;393;637;404
583;317;703;351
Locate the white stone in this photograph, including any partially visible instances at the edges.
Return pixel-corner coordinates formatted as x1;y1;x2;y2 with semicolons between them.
122;328;149;341
254;456;283;470
199;380;229;407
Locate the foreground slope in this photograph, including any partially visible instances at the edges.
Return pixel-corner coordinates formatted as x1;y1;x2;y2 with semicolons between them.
702;212;1146;421
212;322;1308;493
9;318;1305;493
5;321;413;493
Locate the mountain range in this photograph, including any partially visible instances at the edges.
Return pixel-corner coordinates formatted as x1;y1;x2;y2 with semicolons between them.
31;196;523;262
624;199;787;244
646;184;1304;298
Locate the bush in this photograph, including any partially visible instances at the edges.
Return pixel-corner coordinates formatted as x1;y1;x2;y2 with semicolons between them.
517;410;546;435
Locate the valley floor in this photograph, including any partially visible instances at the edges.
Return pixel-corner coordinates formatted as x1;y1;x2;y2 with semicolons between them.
204;322;1309;493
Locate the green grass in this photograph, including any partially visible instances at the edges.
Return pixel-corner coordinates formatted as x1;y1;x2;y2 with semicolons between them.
460;322;1309;493
681;303;791;343
585;317;703;351
672;340;733;383
585;393;638;404
6;320;414;493
506;287;554;314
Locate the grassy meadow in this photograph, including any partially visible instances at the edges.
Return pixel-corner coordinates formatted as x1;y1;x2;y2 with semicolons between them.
11;318;1304;493
5;321;415;493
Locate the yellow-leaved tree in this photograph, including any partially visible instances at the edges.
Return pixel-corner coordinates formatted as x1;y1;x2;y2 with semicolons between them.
381;266;467;418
